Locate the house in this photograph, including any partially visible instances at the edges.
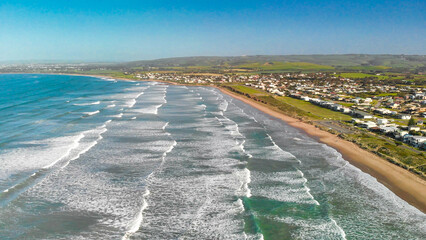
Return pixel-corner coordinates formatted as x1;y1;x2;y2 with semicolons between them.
404;135;426;147
341;107;352;113
379;126;398;133
360;121;377;129
408;126;421;132
377;119;389;125
397;114;411;120
352;110;373;119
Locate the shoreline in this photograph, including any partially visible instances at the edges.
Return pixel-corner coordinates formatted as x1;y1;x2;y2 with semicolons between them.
217;87;426;213
3;73;426;213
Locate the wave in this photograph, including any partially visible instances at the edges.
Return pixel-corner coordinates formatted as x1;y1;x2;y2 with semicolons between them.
266;133;300;164
83;110;100;116
101;77;117;83
160;140;177;168
127;99;137;108
73;101;100;106
113;113;123;118
42;133;85;169
241;168;252;198
0;120;110;204
330;218;347;240
296;169;320;205
219;99;229;112
61;124;109;169
162;122;169;131
122;189;150;240
107;104;116;108
238;140;253;158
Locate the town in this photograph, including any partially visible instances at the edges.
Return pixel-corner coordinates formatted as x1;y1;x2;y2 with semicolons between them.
137;71;426;150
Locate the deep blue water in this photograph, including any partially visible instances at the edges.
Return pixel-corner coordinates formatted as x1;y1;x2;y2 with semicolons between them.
0;74;425;239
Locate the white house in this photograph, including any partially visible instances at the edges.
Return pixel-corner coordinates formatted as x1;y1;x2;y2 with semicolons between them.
397;114;411;120
377;119;389;125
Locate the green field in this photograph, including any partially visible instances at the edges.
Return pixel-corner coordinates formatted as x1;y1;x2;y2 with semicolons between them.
125;55;426;72
225;85;351;121
228;85;266;95
237;61;335;71
336;73;389;80
276;97;352;121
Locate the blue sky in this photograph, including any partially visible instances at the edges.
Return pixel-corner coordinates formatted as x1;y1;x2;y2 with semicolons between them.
0;0;425;62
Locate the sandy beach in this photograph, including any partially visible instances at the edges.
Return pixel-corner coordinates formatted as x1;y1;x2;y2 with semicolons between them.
218;87;426;213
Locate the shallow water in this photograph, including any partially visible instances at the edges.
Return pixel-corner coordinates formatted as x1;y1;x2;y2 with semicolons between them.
0;74;424;239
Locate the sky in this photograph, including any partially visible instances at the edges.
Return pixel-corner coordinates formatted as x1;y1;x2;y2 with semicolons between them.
0;0;425;62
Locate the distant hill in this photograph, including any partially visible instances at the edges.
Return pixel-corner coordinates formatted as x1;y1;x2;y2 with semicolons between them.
122;54;426;72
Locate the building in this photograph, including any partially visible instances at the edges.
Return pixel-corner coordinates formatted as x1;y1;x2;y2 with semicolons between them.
352;110;373;119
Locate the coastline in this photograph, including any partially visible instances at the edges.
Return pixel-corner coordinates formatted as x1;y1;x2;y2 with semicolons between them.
3;73;425;213
217;87;426;213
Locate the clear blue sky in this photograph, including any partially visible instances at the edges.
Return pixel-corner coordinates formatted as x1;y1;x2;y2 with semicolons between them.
0;0;425;62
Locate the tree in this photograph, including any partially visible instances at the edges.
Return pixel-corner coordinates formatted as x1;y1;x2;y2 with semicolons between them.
408;117;416;126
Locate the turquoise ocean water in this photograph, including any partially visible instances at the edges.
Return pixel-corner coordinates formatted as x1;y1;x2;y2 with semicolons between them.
0;74;424;239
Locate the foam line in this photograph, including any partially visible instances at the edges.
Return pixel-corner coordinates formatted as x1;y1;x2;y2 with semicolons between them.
127;99;136;108
42;133;85;169
266;133;300;164
160;140;177;168
297;169;320;205
60;121;110;169
83;110;100;116
122;189;150;240
243;168;252;198
162;122;169;131
73;101;100;106
330;218;347;240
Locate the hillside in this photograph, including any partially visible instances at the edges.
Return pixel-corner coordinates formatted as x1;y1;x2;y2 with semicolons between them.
122;54;426;72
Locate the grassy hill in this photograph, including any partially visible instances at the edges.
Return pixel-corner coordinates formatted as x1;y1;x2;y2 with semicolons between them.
122;54;426;72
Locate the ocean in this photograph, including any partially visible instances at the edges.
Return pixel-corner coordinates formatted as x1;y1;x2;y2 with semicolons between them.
0;74;424;239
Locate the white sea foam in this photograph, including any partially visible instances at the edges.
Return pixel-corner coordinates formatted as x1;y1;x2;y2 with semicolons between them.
122;189;150;240
127;99;137;108
102;77;117;83
61;124;109;169
235;198;245;213
136;104;163;115
0;135;88;181
266;133;300;163
73;101;100;106
107;104;116;108
219;99;229;112
330;218;347;240
297;169;320;205
42;133;85;169
242;168;252;198
113;113;123;118
160;140;177;167
82;110;100;116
